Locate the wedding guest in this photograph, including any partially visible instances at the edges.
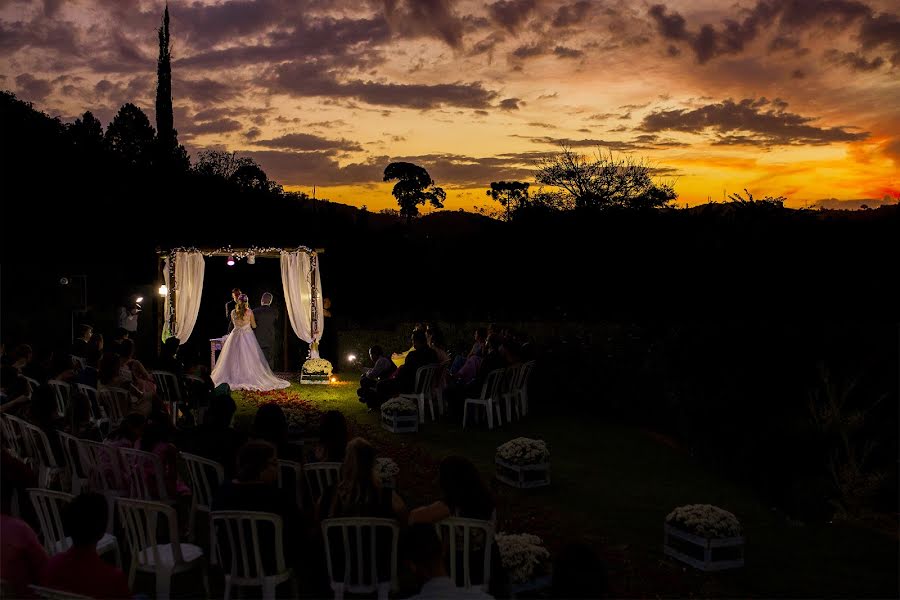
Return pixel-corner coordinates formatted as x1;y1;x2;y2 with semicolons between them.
182;386;246;478
425;325;450;364
71;324;92;358
310;410;348;463
356;345;396;404
48;349;77;383
402;524;493;600
40;493;131;599
118;339;156;396
0;479;47;598
139;414;190;501
157;337;184;379
12;344;33;373
409;456;495;524
252;402;304;463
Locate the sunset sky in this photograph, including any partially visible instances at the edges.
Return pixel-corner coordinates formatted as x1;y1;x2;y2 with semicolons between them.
2;0;898;211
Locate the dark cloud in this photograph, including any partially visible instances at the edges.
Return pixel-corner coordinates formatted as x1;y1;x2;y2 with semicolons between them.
469;32;507;56
381;0;465;48
15;73;52;101
522;135;648;152
528;122;556;129
824;49;885;71
175;77;243;106
552;1;592;28
244;127;262;140
180;118;244;136
254;132;363;151
488;0;537;33
553;45;584;59
640;97;869;146
267;61;498;109
511;43;547;59
500;97;522;110
858;12;900;66
648;1;873;64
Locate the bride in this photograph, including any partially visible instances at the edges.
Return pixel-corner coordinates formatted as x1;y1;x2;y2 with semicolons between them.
212;294;290;391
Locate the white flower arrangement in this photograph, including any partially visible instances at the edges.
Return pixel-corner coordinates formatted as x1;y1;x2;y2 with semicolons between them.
375;457;400;481
495;533;550;584
380;397;418;416
496;438;550;466
302;358;333;376
666;504;742;539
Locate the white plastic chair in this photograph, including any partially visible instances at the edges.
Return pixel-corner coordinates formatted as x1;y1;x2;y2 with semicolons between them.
21;421;65;488
74;383;108;434
397;363;441;423
434;517;495;591
462;369;506;430
504;360;535;418
47;380;71;418
1;414;28;459
432;360;451;416
321;517;400;600
151;370;182;424
181;452;224;551
28;584;92;599
27;488;121;567
117;497;209;600
212;510;298;600
304;461;342;505
118;446;170;502
22;375;41;390
56;431;91;495
97;386;130;428
276;459;305;510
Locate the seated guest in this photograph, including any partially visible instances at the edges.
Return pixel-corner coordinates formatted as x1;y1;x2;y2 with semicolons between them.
363;330;438;410
157;337;184;379
310;410;348;463
409;456;494;524
391;323;424;367
71;324;92;359
48;350;77;383
318;437;406;521
402;524;494;599
12;343;34;374
252;402;304;463
40;493;131;599
85;333;104;368
356;345;396;404
0;373;32;416
139;414;190;500
425;325;450;364
66;392;100;441
98;351;145;414
118;339;156;396
103;413;146;495
212;441;300;565
182;386;246;479
0;478;47;598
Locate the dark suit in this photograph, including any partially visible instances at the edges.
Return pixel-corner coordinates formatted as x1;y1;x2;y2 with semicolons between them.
253;305;278;370
225;300;236;333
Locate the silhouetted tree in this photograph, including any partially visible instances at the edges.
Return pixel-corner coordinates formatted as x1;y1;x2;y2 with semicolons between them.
193;149;253;180
105;103;156;169
536;146;676;210
383;161;446;223
69;111;104;152
154;4;188;172
727;188;786;208
487;180;530;220
231;162;272;192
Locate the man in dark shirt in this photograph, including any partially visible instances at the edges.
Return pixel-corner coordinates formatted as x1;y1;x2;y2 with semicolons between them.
70;324;92;358
365;330;438;410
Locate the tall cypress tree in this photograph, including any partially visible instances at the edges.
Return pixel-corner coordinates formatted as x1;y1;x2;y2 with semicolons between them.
156;4;175;161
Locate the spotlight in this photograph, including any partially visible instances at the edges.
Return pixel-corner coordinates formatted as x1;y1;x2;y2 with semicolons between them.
59;277;70;285
135;296;144;304
227;256;236;266
348;354;357;363
247;254;256;265
330;376;337;383
158;284;168;296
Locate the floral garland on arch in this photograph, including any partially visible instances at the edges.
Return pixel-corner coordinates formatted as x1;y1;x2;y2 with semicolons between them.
495;533;551;584
666;504;742;539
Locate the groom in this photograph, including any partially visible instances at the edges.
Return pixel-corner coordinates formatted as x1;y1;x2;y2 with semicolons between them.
253;292;278;370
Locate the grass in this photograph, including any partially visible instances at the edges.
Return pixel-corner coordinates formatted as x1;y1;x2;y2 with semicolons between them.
232;377;898;598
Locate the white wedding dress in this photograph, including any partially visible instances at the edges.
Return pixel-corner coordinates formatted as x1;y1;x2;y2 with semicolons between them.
211;309;290;391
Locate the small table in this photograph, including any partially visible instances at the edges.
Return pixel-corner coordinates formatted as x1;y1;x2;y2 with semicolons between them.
210;337;225;371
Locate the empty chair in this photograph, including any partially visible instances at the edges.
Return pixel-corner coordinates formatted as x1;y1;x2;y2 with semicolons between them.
181;452;224;550
434;517;495;591
397;364;440;423
117;497;209;600
47;380;71;418
212;510;298;600
462;369;506;430
27;488;121;567
304;462;342;505
504;360;535;418
321;517;400;600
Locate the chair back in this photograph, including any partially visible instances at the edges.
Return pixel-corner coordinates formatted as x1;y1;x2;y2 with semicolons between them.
70;355;86;371
1;414;27;458
150;370;181;403
412;364;439;395
22;421;62;470
27;488;74;555
80;439;127;495
304;462;342;505
28;585;92;599
74;383;104;425
97;387;129;427
57;431;91;494
212;510;286;582
22;375;41;390
118;447;169;501
434;517;495;591
277;459;304;510
321;517;400;595
182;453;224;513
117;497;184;567
481;368;506;401
47;380;70;417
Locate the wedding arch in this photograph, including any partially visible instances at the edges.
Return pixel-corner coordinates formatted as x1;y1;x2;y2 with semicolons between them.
156;245;325;360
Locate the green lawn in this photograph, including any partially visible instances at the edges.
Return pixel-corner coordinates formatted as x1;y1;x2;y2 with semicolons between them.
233;379;898;598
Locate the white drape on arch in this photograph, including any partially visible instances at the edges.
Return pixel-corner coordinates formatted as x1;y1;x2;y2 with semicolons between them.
280;251;324;355
173;251;205;342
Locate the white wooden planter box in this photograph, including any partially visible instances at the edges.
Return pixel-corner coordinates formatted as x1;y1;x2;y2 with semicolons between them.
300;372;330;384
495;457;550;488
381;411;418;433
663;524;744;571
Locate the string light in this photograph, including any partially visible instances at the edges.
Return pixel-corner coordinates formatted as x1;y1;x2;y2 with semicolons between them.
247;253;256;265
157;245;318;261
